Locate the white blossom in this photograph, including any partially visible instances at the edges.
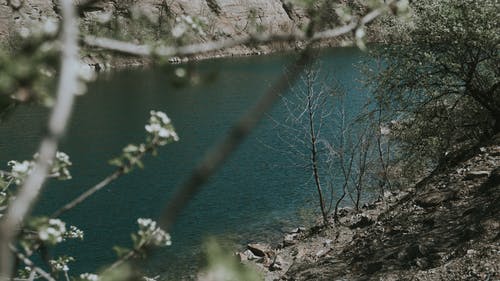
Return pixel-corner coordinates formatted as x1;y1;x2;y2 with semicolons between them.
18;27;30;38
42;18;59;36
153;111;171;124
137;218;172;247
64;225;84;240
145;123;162;133
80;273;99;281
49;256;74;273
39;219;66;243
145;111;179;144
79;63;97;82
175;68;187;78
7;160;33;184
9;161;31;174
56;151;71;164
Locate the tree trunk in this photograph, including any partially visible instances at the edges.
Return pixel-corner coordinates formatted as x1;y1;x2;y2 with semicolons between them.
307;94;328;226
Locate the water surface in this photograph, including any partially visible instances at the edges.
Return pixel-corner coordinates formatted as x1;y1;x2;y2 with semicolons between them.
0;47;370;279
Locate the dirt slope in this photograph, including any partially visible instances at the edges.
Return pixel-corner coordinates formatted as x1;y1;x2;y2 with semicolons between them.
249;134;499;281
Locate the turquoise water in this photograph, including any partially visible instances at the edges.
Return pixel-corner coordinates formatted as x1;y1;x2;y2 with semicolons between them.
0;47;370;279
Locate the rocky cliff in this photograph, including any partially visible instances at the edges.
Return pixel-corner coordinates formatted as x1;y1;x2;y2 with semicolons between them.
0;0;312;53
1;0;384;65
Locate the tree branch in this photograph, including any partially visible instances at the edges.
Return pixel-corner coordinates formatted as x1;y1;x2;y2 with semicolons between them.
11;246;55;281
82;2;391;59
156;0;393;237
158;49;314;232
0;0;80;279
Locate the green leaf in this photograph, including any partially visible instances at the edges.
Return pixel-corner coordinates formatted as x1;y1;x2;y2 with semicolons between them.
112;246;131;259
108;158;123;167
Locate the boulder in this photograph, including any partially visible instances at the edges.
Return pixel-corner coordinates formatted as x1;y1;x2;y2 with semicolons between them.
349;214;374;229
415;191;455;207
290;226;306;233
236;251;248;262
269;255;284;271
242;249;261;261
283;233;298;246
464;171;490;180
247;243;269;257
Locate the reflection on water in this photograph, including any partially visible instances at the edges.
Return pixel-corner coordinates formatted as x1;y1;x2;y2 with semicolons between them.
0;47;370;279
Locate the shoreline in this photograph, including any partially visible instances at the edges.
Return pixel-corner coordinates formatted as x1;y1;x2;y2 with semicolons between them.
83;35;359;71
238;134;500;281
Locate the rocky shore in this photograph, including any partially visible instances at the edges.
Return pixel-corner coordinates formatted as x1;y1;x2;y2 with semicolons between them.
238;134;500;280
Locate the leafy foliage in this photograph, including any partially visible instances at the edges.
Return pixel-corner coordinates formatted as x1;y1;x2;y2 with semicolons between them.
369;0;499;179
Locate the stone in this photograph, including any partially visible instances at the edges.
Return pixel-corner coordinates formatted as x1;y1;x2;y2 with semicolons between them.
243;249;261;261
464;171;490;180
269;255;284;271
10;0;22;9
290;226;306;233
415;191;455;207
247;243;269;257
349;214;374;229
236;251;248;262
283;233;298;246
168;56;182;64
338;206;355;216
315;248;330;258
466;249;477;256
323;239;333;247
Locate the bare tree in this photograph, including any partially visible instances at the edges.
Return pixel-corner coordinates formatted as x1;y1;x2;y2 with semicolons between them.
274;64;336;226
276;67;387;224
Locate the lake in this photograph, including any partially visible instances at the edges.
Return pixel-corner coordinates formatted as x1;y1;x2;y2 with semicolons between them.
0;47;371;279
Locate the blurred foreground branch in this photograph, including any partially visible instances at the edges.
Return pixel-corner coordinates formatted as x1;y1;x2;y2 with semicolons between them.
82;3;390;59
156;0;394;233
158;48;313;232
0;0;80;279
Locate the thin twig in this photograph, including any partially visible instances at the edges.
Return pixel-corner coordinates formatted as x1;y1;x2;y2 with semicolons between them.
51;143;158;218
0;0;79;279
11;246;55;281
51;170;122;218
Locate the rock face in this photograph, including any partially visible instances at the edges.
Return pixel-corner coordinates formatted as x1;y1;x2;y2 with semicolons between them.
0;0;318;64
0;0;308;44
0;0;57;41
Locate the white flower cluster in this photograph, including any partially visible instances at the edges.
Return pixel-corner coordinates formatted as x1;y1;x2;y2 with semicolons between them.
7;160;34;185
145;110;179;145
55;151;70;163
49;257;73;272
80;273;99;281
6;151;72;184
123;144;146;154
38;219;66;243
64;225;84;240
51;151;72;180
137;218;172;247
171;14;206;38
